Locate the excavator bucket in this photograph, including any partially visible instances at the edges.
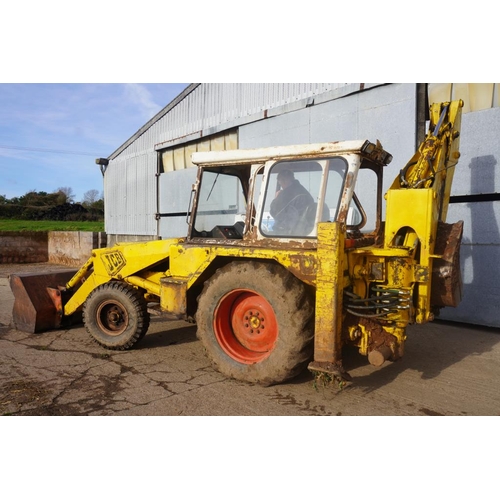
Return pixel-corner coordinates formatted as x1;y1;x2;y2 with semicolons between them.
431;220;464;308
9;270;77;333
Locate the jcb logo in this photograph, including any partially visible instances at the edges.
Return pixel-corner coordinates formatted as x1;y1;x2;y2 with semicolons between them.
101;251;126;275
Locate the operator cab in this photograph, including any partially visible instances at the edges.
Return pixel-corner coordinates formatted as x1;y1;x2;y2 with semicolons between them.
188;140;391;245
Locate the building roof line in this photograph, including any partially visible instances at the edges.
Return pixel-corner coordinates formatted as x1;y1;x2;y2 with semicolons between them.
108;83;200;160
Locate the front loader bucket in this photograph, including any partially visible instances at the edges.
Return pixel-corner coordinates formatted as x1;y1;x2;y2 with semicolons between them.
9;270;77;333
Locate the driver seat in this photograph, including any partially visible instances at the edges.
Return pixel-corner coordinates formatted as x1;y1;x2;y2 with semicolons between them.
294;202;330;236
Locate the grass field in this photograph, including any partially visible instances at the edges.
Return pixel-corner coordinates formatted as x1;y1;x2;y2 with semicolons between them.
0;219;105;232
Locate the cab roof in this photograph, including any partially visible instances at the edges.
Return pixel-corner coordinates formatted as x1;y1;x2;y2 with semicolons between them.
191;140;392;168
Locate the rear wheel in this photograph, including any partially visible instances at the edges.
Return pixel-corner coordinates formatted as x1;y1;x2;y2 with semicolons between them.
83;281;150;350
196;261;314;385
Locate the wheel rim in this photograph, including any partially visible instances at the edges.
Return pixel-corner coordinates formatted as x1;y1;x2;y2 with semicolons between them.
214;289;278;364
96;299;129;336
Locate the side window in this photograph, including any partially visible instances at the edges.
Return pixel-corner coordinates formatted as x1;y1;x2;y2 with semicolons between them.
194;171;246;234
349;168;378;232
324;158;348;222
252;166;266;229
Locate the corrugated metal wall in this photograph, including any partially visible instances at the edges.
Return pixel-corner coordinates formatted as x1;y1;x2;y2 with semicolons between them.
165;83;349;134
151;83;374;149
104;151;158;236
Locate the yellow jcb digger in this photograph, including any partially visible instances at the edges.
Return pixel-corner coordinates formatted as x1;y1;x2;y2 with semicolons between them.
10;100;465;385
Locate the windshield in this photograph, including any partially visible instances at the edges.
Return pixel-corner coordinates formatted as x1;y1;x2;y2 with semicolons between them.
260;157;347;238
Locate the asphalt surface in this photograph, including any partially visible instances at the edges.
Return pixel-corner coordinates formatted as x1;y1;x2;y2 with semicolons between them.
1;262;499;416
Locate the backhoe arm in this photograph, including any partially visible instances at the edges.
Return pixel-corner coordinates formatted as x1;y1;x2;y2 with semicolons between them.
384;100;464;321
389;100;463;220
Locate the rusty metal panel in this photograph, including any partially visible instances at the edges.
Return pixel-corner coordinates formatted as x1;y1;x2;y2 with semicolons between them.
431;221;464;308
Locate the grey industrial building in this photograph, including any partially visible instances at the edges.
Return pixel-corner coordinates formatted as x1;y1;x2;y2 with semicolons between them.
100;83;500;328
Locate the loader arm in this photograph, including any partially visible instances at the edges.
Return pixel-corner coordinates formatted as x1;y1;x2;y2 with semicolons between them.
63;239;181;315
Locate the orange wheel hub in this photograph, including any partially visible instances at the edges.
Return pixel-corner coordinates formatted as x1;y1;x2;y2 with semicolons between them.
214;289;278;364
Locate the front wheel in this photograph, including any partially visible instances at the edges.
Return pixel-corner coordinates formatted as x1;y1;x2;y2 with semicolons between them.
83;281;150;350
196;261;314;385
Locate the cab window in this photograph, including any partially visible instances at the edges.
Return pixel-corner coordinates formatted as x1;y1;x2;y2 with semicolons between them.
193;171;246;237
260;158;347;238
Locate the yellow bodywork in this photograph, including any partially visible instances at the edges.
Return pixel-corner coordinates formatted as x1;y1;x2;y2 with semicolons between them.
63;238;319;317
63;239;177;315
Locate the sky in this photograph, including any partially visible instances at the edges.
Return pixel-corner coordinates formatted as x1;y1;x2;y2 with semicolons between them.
0;83;189;202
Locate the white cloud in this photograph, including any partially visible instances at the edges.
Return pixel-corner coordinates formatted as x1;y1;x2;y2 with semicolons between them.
123;84;162;120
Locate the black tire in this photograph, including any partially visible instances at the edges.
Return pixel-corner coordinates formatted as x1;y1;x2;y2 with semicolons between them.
83;281;150;350
196;261;314;385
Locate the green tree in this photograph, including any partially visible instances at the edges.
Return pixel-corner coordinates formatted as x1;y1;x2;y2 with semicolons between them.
21;191;59;206
55;186;75;204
